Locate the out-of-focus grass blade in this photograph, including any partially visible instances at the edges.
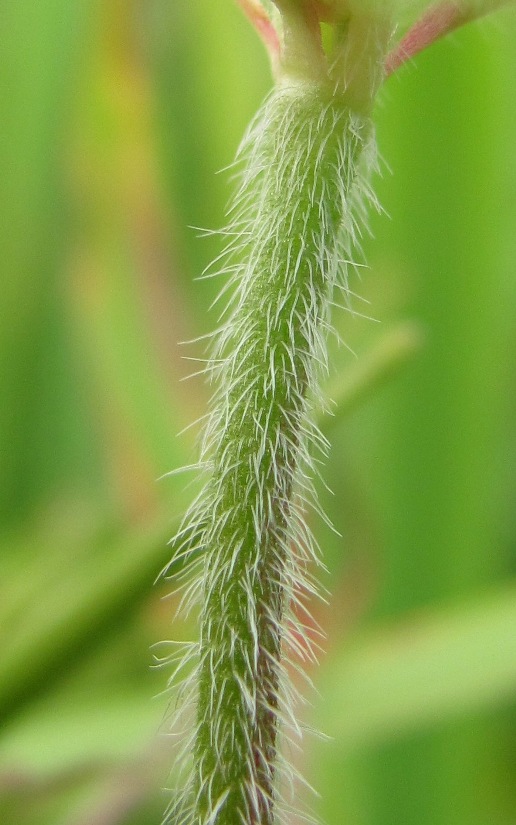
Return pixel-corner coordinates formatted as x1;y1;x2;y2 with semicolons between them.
0;689;167;825
322;321;425;429
68;5;200;482
316;583;516;749
149;0;270;312
0;511;175;727
0;689;165;775
344;22;516;825
0;0;101;527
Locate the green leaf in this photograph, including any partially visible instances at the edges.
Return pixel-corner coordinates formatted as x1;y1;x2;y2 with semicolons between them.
315;583;516;749
0;511;174;727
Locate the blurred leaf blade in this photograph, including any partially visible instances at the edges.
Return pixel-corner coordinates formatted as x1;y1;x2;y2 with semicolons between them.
316;583;516;750
0;510;174;727
0;0;105;526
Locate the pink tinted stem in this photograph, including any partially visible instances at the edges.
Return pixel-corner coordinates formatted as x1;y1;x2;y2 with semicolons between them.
236;0;281;64
386;0;513;76
386;1;466;75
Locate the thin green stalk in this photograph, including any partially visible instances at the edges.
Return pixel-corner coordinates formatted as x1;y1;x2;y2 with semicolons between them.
165;81;377;824
163;5;393;824
162;1;515;823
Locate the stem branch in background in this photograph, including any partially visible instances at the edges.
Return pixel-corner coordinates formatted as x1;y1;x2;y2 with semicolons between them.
386;0;515;74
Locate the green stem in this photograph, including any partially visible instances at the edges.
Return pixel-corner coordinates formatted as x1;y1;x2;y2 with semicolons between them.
169;82;375;825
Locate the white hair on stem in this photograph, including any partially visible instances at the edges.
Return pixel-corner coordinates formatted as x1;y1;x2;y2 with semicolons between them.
162;80;378;825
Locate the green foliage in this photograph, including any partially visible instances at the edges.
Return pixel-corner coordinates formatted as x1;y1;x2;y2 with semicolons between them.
1;2;516;825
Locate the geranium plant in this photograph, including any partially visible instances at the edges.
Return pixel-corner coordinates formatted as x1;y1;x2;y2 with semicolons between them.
163;2;514;824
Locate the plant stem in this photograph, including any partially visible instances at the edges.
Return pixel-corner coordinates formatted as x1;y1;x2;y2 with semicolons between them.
170;81;375;825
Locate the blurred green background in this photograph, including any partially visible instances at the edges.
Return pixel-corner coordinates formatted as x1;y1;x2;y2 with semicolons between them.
1;2;516;824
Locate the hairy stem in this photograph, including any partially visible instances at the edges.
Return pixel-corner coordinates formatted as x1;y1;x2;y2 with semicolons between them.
168;81;375;825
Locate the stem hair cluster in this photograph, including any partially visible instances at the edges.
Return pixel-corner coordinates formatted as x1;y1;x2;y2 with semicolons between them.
163;81;377;825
